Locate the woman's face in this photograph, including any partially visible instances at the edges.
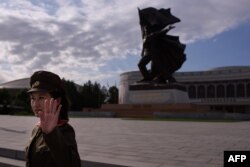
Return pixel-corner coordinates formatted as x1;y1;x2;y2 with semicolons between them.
30;92;52;117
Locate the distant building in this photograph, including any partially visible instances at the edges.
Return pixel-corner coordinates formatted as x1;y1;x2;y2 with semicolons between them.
1;66;250;113
0;78;29;95
0;78;30;89
0;77;81;95
177;66;250;113
120;66;250;113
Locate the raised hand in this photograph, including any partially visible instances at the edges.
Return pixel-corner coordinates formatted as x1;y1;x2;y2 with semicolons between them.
39;98;62;134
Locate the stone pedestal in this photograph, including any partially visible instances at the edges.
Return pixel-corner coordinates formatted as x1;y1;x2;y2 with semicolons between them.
128;84;189;104
119;71;189;104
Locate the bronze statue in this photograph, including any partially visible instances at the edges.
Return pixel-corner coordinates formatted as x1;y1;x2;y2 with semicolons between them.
137;7;186;84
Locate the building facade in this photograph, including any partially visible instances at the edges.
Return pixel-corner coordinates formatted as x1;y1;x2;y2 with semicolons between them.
119;66;250;113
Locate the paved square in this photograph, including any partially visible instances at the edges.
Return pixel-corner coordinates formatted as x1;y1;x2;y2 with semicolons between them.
0;115;249;167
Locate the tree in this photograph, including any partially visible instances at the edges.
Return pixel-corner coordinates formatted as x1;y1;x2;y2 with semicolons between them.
106;86;118;104
12;89;31;112
0;89;11;104
0;89;11;114
80;81;108;109
62;79;82;111
80;80;94;108
61;79;118;110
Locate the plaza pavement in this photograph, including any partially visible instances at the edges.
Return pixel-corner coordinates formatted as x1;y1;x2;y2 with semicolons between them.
0;115;249;167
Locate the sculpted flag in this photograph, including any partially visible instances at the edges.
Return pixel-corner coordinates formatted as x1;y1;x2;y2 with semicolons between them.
138;7;181;28
138;7;186;78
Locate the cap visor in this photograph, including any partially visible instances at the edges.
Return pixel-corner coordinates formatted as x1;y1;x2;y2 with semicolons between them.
27;88;48;93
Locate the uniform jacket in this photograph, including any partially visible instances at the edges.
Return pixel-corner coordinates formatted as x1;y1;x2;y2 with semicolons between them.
25;123;81;167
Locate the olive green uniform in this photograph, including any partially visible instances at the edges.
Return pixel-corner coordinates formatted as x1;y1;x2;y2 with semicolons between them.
25;123;81;167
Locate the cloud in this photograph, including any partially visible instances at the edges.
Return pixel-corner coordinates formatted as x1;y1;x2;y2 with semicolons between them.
0;0;249;84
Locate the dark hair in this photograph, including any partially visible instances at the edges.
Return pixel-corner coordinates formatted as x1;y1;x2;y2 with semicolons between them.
49;89;69;121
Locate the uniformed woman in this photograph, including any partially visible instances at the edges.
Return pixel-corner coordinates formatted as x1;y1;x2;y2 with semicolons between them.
25;70;81;167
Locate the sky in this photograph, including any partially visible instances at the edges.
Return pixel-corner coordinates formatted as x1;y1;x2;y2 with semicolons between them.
0;0;250;86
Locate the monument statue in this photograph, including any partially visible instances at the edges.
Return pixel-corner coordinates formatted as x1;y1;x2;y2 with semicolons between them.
137;7;186;84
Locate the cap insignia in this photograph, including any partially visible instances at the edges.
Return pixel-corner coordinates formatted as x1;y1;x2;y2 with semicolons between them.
32;81;40;88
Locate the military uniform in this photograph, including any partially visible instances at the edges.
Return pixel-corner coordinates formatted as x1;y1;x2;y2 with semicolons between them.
25;123;81;167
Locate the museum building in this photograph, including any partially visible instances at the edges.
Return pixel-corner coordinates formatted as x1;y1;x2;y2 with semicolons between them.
119;66;250;113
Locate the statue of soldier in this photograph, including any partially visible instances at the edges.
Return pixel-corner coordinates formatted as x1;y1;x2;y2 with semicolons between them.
137;7;186;84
